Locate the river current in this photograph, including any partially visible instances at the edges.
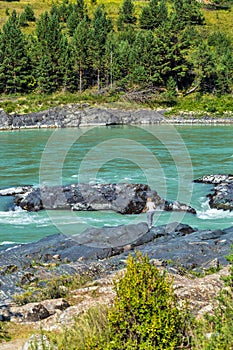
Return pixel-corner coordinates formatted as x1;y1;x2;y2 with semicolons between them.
0;124;232;249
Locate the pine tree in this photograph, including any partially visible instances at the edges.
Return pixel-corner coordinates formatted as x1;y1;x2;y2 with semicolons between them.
191;41;217;93
117;0;136;30
59;36;76;92
172;0;204;30
24;4;36;22
158;0;168;24
37;54;56;93
92;6;113;90
67;10;80;36
112;39;131;85
36;11;65;91
72;17;93;92
0;10;32;94
67;1;89;37
139;0;162;30
18;11;28;27
208;32;233;94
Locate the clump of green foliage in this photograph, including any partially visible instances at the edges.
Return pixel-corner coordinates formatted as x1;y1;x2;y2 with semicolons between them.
107;253;190;349
47;305;109;350
13;273;90;305
191;248;233;349
25;251;233;350
40;253;191;349
0;322;10;342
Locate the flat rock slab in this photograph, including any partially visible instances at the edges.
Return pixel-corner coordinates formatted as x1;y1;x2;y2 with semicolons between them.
0;222;232;307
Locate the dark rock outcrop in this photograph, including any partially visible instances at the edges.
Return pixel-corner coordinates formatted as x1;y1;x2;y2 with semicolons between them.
0;222;232;307
0;106;165;130
1;183;196;215
195;174;233;211
14;183;155;213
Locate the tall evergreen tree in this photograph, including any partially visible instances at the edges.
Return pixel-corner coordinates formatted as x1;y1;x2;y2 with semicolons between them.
24;4;36;22
191;41;217;93
67;0;89;35
0;10;32;94
59;36;76;92
92;6;113;90
37;54;56;93
139;0;159;30
117;0;137;30
140;0;169;30
113;39;131;84
36;11;65;91
208;32;233;94
171;0;204;30
72;17;93;92
67;10;81;36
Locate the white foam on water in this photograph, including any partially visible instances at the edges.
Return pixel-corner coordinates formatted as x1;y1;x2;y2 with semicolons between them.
0;241;17;245
0;208;50;226
197;199;233;220
197;208;233;220
5;244;22;251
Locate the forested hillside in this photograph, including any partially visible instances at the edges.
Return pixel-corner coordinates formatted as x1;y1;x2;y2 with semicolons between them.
0;0;233;112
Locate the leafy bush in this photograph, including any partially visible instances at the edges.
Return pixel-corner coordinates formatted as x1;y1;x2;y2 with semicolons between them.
0;322;10;342
45;306;109;350
191;248;233;349
13;274;90;305
107;253;190;350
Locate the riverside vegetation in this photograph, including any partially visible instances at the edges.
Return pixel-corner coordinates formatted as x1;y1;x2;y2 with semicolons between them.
2;252;232;349
1;0;233;115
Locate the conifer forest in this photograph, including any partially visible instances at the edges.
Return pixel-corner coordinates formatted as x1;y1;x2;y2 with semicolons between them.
0;0;233;98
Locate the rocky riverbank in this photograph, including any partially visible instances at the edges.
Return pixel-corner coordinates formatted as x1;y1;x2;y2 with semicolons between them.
1;105;233;130
0;219;232;350
0;221;232;308
0;188;232;347
195;174;233;211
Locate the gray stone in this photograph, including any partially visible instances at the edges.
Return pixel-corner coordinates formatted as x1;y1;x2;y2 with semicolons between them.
195;174;233;211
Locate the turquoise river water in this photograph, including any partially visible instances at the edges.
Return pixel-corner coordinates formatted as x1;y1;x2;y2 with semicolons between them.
0;124;232;249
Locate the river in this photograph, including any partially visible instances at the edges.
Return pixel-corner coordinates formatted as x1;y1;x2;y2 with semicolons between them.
0;124;232;249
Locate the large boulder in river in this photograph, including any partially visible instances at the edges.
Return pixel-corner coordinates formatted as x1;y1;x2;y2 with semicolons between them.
14;183;156;213
11;183;196;214
195;174;233;211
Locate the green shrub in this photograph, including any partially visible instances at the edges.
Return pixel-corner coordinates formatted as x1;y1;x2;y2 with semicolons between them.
0;322;10;342
191;248;233;349
107;253;190;350
44;306;109;350
13;274;90;305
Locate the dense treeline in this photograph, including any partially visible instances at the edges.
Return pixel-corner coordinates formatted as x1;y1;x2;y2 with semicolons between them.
0;0;233;96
